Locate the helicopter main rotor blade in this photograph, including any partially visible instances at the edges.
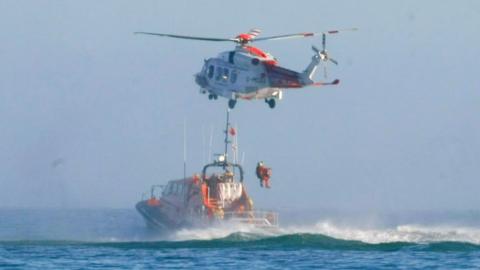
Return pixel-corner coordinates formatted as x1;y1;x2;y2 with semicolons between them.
329;58;338;65
252;32;316;42
252;28;358;42
134;32;237;42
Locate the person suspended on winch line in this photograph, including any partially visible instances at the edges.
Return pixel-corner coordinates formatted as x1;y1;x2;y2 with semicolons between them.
256;161;271;188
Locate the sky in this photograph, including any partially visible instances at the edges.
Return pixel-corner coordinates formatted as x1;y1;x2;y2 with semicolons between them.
0;0;479;213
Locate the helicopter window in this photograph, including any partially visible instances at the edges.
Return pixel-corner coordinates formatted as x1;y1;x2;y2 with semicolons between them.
230;71;237;83
228;51;235;64
207;65;214;79
215;67;222;81
251;58;260;65
223;68;229;80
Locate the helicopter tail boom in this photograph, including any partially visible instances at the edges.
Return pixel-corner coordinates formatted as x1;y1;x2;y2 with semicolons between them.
301;46;322;84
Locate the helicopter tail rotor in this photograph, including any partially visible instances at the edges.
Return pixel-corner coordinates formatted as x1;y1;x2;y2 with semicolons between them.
315;33;338;79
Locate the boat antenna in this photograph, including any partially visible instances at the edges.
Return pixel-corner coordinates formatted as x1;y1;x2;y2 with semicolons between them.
232;123;238;163
223;109;231;170
202;125;206;165
183;117;187;179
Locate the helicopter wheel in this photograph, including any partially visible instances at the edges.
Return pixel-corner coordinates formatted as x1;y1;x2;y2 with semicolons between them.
228;99;237;109
213;94;218;100
208;94;213;100
267;99;276;109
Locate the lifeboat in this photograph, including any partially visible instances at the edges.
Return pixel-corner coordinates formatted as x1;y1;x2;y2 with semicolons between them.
136;111;278;230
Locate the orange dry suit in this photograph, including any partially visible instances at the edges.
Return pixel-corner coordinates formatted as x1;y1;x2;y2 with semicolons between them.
256;164;272;188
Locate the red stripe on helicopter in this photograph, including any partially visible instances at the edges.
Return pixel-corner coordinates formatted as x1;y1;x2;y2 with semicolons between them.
263;60;278;66
264;64;302;88
244;46;268;58
236;33;254;41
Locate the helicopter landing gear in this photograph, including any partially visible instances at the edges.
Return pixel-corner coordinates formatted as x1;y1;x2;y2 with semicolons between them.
208;94;218;100
265;98;276;109
228;99;237;109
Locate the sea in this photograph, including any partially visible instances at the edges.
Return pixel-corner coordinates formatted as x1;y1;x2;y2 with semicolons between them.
2;209;480;269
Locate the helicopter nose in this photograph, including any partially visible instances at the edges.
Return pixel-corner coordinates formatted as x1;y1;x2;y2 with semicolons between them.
195;73;208;88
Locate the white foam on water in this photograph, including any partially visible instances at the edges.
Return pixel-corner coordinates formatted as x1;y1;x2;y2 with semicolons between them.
171;221;276;241
279;221;480;244
169;220;480;244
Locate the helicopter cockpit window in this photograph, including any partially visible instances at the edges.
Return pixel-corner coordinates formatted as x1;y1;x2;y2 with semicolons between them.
207;65;214;79
215;67;222;81
230;71;237;83
223;68;229;80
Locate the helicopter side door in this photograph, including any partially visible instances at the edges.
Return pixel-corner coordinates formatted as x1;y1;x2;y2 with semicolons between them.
228;51;270;96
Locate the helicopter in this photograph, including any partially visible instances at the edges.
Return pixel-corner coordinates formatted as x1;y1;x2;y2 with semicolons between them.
135;28;356;109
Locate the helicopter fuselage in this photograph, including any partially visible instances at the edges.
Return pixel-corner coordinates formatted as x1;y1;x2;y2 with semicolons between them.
195;46;309;104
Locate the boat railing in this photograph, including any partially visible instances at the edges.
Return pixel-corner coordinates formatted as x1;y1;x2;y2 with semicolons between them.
141;185;165;201
223;210;279;227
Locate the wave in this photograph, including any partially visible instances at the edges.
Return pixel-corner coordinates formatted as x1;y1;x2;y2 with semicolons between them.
279;222;480;244
171;221;480;244
2;233;480;252
2;221;480;252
